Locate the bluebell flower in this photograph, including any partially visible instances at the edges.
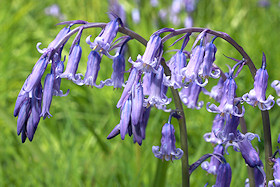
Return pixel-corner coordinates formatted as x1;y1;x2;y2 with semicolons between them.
214;162;232;187
59;43;83;84
179;79;204;109
86;18;120;58
36;26;70;54
253;161;266;187
129;33;162;73
181;41;206;87
53;56;69;97
119;96;132;140
168;34;190;89
203;114;224;144
152;123;183;161
117;67;139;108
226;131;262;168
206;63;245;117
203;77;224;103
131;8;140;24
17;83;42;142
201;144;224;175
271;80;280;106
83;51;105;88
199;38;220;80
268;158;280;187
41;73;54;119
243;53;274;110
145;65;172;110
131;83;144;126
218;113;239;142
23;56;49;93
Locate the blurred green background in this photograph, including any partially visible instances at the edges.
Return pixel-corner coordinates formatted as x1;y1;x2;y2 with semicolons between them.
1;0;280;186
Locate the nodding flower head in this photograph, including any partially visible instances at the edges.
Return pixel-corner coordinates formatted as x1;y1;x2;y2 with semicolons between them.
215;162;232;187
243;53;274;111
203;114;224;144
59;43;83;84
179;79;204;110
145;65;172;110
152;123;183;161
226;131;262;168
206;62;245;117
201;144;224;175
83;51;104;88
41;73;55;119
86;18;120;54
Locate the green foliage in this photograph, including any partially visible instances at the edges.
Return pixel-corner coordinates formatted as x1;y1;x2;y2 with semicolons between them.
1;0;280;186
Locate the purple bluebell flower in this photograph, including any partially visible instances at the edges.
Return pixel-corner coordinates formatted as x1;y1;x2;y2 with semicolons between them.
23;56;49;93
131;83;144;126
145;65;172;109
203;77;224;103
59;43;83;84
129;33;162;73
268;158;280;187
83;51;104;88
14;78;31;117
243;53;274;110
226;131;262;168
17;83;42;142
199;38;219;79
214;162;232;187
86;18;119;57
53;56;69;97
120;96;132;140
181;42;206;87
271;80;280;106
203;114;224;144
218;113;240;142
184;16;193;28
171;0;183;15
206;63;245;117
41;73;54;119
152;123;183;161
184;0;196;13
179;80;204;109
117;67;139;108
201;144;224;175
253;161;266;187
168;33;190;89
37;26;70;54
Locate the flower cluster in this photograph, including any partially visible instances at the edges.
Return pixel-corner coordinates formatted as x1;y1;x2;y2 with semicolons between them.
14;15;280;186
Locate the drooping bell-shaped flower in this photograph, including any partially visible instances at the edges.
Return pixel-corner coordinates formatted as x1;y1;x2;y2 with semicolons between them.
53;56;69;97
83;50;104;88
86;18;120;57
145;65;172;109
271;80;280;106
268;158;280;187
120;96;132;140
226;131;262;168
242;53;274;110
131;83;144;126
14;77;31;117
152;123;183;161
203;77;224;103
201;144;224;175
117;67;139;108
129;28;173;73
179;78;204;109
41;73;55;119
181;41;206;86
17;83;42;143
168;33;190;89
59;42;83;84
203;114;224;144
199;38;219;80
23;56;49;93
218;113;240;142
207;62;245;117
253;162;266;187
214;162;232;187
